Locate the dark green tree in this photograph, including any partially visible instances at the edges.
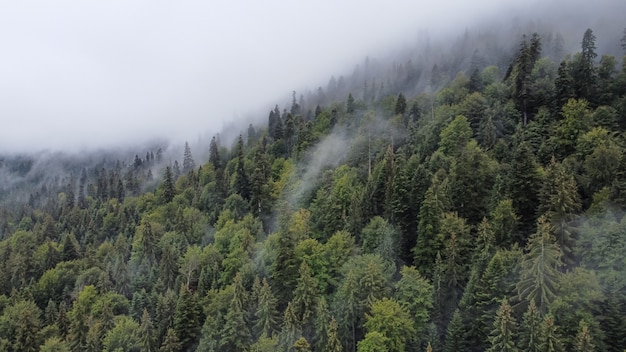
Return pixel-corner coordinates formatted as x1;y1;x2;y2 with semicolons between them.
519;300;542;352
183;141;195;174
395;93;407;115
486;299;518;352
159;328;182;352
233;135;251;201
173;285;202;351
138;309;156;352
517;216;562;313
160;166;176;203
539;315;564;352
254;278;280;339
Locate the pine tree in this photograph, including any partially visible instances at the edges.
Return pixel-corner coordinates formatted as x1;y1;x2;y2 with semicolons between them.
312;297;331;351
444;309;465;352
161;166;176;203
173;285;201;351
222;282;252;352
517;216;562;313
395;93;407;115
347;94;355;114
554;60;574;111
280;302;301;352
291;262;319;340
519;300;542;352
538;157;581;264
539;315;564;352
233;135;251;200
159;328;182;352
574;320;595;352
507;142;541;228
294;337;311;352
573;29;598;102
139;309;156;352
183;142;195;174
254;278;280;338
325;317;343;352
486;299;518;352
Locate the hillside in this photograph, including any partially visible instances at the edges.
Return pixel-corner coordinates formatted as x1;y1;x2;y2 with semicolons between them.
1;24;626;352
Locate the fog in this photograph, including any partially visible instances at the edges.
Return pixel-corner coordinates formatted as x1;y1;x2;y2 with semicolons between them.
0;0;624;153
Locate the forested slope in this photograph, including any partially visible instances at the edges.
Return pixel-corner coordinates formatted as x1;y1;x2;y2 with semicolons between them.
1;26;626;352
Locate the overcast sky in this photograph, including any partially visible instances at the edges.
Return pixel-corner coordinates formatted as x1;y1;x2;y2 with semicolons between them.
0;0;623;153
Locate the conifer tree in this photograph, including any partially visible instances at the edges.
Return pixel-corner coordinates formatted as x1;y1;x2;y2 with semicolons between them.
138;309;155;352
519;300;542;352
539;315;564;352
183;141;195;174
395;93;407;115
161;166;176;203
291;262;319;340
507;142;541;228
538;157;580;264
517;216;562;313
325;317;343;352
313;297;331;351
574;320;594;352
159;328;182;352
254;278;280;339
233;135;251;200
486;299;518;352
280;302;301;352
173;285;201;351
573;29;598;102
444;309;465;352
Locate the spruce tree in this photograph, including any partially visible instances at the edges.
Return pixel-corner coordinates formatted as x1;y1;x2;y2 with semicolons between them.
173;285;201;351
517;216;562;313
574;320;595;352
519;300;542;352
444;309;465;352
183;141;195;174
138;309;155;352
254;278;280;339
486;299;518;352
161;166;176;203
539;315;564;352
159;328;182;352
325;317;343;352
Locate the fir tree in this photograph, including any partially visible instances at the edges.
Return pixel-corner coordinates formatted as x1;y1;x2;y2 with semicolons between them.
254;278;280;339
183;141;195;174
159;328;182;352
486;299;517;352
517;216;562;313
519;300;542;352
574;320;595;352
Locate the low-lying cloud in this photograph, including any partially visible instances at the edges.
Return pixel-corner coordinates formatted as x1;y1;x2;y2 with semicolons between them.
0;0;624;153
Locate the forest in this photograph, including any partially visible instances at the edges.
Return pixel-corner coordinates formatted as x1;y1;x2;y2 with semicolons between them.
0;24;626;352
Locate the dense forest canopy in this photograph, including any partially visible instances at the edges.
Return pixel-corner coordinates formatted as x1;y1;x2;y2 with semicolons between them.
1;20;626;352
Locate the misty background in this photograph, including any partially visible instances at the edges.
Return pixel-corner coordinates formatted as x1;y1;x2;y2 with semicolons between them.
2;0;624;154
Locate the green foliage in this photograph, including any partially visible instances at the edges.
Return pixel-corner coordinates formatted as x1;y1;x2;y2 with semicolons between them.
517;216;562;313
486;299;518;352
1;23;626;352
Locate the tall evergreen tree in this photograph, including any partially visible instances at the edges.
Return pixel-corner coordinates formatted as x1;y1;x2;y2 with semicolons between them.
574;320;595;352
519;300;542;352
183;142;195;174
138;309;156;352
160;166;176;203
486;299;518;352
539;315;564;352
517;216;562;313
173;285;201;351
233;135;251;201
254;278;280;339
